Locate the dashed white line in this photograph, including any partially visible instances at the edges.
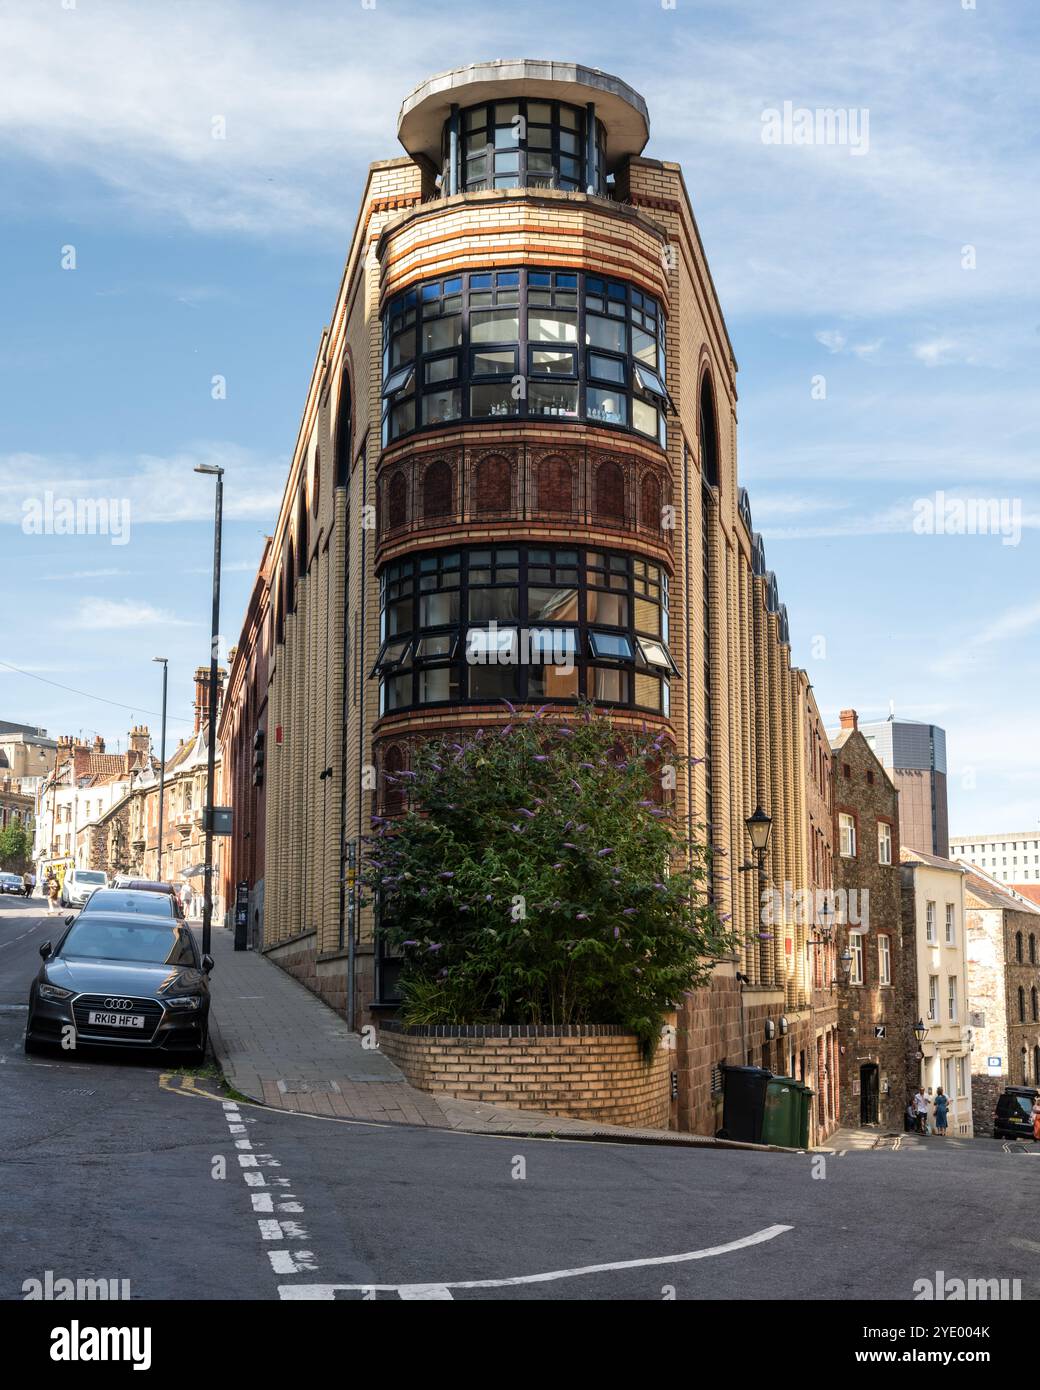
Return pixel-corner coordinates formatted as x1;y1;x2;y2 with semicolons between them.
268;1250;318;1275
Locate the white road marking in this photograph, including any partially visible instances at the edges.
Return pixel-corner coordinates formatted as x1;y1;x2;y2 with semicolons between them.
251;1194;274;1213
276;1223;793;1299
398;1285;454;1300
269;1250;318;1275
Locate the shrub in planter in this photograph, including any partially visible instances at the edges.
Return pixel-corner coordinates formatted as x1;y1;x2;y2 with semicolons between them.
364;704;733;1055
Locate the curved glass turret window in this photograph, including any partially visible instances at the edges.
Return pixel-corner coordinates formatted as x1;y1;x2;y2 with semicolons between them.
381;268;668;447
373;544;677;716
441;99;607;195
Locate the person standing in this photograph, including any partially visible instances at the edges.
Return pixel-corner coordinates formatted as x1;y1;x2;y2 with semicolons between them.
913;1087;929;1134
22;871;33;898
933;1087;950;1137
1032;1095;1040;1144
45;873;60;914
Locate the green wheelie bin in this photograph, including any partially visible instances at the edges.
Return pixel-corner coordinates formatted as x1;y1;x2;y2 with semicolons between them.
762;1076;814;1147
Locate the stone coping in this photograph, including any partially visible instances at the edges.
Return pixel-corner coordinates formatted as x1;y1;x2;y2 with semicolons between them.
379;1020;630;1038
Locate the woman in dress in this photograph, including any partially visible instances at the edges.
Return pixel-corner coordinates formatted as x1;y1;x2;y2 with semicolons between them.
1031;1094;1040;1143
933;1087;949;1137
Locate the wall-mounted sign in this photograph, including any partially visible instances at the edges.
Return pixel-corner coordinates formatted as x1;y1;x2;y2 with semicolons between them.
874;1025;887;1040
987;1055;1002;1076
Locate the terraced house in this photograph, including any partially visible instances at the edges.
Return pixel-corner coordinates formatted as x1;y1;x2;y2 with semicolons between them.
228;60;840;1138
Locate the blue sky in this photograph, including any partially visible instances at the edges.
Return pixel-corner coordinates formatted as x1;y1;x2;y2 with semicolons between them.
0;0;1037;834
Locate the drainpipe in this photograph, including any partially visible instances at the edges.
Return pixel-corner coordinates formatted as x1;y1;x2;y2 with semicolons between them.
348;443;368;1032
585;102;597;194
448;104;459;197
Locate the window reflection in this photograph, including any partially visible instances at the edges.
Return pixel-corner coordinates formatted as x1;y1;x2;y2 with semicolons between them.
374;545;675;715
382;268;667;445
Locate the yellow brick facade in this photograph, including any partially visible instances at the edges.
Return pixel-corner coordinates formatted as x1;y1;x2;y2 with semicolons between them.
242;70;839;1136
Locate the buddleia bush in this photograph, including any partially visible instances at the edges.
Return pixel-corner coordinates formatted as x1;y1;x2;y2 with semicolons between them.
364;704;733;1056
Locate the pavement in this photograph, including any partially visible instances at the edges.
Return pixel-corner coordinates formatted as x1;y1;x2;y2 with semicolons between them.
205;924;762;1148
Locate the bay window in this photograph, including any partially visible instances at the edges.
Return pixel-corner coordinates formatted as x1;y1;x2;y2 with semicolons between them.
374;543;676;715
382;267;668;445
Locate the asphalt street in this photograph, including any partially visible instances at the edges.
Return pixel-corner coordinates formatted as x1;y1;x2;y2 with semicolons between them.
2;893;1036;1301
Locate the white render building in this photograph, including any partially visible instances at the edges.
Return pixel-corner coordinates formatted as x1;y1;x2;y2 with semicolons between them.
900;847;974;1135
949;831;1040;891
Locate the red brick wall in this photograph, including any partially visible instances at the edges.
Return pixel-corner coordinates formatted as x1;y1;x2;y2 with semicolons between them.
379;1025;672;1129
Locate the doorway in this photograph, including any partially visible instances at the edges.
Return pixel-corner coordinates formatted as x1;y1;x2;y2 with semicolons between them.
860;1063;880;1124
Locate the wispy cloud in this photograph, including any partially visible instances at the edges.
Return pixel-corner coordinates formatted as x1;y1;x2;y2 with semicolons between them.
0;443;285;526
41;568;130;581
930;601;1040;680
912;337;975;368
74;598;194;630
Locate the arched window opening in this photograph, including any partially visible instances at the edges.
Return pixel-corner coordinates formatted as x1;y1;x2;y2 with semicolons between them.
285;540;296;616
335;373;352;488
699;373;720;489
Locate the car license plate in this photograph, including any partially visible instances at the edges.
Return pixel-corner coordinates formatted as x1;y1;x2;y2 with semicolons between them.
87;1011;144;1028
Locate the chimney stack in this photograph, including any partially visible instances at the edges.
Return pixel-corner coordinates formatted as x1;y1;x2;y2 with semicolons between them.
194;664;228;734
92;733;106;754
128;724;151;756
839;709;859;731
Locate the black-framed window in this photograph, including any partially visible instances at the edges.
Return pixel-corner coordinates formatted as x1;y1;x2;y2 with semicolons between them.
381;267;667;447
373;543;676;716
442;98;607;195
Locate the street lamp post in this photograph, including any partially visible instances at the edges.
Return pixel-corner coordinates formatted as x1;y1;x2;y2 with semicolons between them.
194;463;224;957
153;657;168;881
739;807;773;1065
913;1017;929;1089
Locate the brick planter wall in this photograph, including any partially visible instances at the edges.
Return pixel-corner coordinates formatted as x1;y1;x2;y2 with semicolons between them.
379;1023;672;1129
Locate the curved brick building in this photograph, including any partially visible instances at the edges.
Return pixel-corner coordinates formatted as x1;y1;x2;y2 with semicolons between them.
229;61;842;1140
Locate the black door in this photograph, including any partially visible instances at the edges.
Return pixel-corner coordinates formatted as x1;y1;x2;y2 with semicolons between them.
860;1063;879;1124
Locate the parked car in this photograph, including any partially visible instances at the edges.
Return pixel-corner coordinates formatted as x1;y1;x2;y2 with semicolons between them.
0;872;25;895
59;868;108;909
107;879;185;917
992;1086;1038;1140
76;888;180;920
25;911;212;1060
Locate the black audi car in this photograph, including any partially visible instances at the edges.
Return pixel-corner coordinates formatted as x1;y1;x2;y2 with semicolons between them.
992;1085;1038;1140
25;911;212;1061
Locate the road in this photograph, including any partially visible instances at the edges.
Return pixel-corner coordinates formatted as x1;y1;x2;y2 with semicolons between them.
1;893;1036;1301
